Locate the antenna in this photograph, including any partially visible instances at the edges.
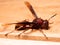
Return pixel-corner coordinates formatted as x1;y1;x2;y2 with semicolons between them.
48;13;57;21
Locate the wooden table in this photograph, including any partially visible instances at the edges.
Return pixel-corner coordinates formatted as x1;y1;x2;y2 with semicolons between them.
0;0;60;42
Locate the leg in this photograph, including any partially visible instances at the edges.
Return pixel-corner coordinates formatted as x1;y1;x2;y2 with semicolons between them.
5;30;14;37
5;26;22;37
16;26;33;38
17;29;34;38
15;26;23;30
39;30;48;39
5;26;22;36
24;29;33;34
49;22;53;24
17;29;28;38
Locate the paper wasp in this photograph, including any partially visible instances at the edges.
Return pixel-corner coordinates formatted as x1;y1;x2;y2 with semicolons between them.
3;1;57;39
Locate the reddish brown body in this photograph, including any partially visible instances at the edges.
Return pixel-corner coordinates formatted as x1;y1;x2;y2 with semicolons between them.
15;18;49;30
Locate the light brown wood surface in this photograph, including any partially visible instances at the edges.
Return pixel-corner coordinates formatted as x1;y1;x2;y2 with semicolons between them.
0;0;60;42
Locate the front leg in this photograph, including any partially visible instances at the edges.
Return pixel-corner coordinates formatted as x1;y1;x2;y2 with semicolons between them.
39;30;48;39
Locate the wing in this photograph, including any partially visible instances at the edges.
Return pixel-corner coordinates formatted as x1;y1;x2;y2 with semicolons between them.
24;1;38;19
2;21;35;26
13;22;35;30
15;21;35;30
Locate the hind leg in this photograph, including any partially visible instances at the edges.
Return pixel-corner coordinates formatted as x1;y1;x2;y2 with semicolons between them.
17;29;29;38
15;26;27;37
5;30;15;37
5;26;22;37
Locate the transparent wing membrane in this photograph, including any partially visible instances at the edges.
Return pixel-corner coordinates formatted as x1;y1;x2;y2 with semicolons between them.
25;1;38;19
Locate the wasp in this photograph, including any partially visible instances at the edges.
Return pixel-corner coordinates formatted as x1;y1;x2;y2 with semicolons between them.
3;1;57;39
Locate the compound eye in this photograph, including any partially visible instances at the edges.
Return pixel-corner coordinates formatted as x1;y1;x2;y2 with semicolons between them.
41;20;49;30
44;20;48;23
43;20;49;26
43;21;46;24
